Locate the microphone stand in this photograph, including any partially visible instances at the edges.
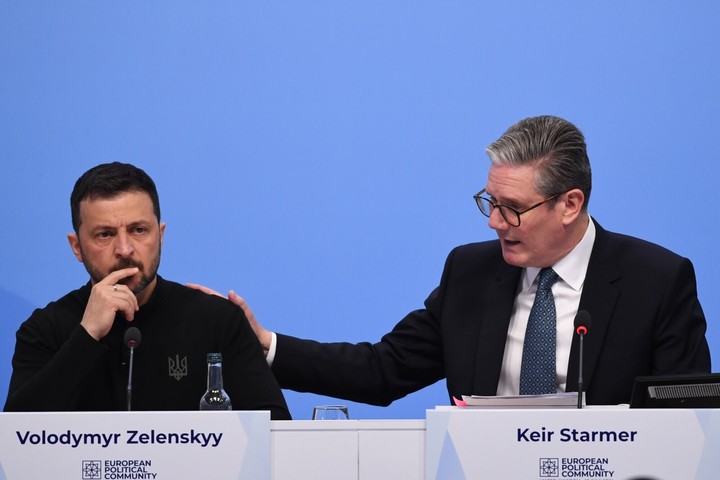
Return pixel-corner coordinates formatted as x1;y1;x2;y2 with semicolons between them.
573;311;591;410
124;326;142;412
127;344;136;411
577;329;585;409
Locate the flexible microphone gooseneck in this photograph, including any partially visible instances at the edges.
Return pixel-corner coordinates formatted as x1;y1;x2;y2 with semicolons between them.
124;327;142;411
574;311;591;409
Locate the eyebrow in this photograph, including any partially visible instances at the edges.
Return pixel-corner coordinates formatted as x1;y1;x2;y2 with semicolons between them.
88;219;155;232
127;220;154;228
486;190;522;207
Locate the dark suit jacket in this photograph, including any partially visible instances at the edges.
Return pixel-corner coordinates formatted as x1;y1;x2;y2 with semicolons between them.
273;220;711;406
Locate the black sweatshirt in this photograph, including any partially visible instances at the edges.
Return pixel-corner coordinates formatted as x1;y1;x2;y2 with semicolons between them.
4;276;291;420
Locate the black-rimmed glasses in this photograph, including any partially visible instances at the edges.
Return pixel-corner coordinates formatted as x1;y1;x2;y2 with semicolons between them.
473;189;564;227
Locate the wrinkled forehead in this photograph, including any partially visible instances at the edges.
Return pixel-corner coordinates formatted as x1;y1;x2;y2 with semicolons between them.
485;164;541;201
77;191;158;227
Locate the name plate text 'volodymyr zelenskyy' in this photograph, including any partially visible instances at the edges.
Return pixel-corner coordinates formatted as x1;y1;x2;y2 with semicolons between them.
15;429;223;448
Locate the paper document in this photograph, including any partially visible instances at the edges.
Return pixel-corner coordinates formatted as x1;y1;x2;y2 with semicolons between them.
459;392;583;408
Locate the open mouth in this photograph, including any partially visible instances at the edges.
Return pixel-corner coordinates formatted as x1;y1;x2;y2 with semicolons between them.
502;238;521;247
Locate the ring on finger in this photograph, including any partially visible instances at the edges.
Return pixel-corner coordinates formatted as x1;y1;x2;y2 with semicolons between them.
113;284;118;292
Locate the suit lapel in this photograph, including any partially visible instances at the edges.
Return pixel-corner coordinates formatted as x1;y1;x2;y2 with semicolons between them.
473;262;521;395
468;221;621;397
566;221;620;393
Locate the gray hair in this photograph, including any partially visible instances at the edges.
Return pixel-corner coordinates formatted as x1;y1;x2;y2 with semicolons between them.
485;115;592;211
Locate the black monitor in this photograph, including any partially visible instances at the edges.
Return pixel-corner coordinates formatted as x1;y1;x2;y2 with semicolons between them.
630;373;720;408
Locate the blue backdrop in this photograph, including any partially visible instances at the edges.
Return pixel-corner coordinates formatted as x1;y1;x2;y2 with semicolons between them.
1;2;718;419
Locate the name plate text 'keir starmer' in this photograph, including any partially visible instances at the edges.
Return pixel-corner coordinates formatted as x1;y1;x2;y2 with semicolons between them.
427;406;720;480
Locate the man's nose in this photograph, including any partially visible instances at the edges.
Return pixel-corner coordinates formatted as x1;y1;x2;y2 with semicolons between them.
487;207;509;230
114;231;134;257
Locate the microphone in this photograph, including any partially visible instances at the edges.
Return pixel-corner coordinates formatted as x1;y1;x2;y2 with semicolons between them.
124;327;142;411
574;311;591;409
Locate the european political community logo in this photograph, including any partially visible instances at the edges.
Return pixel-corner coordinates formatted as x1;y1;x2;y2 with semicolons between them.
539;458;559;477
82;460;101;479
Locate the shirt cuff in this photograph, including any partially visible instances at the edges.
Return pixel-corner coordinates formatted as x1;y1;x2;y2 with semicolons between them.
266;331;277;367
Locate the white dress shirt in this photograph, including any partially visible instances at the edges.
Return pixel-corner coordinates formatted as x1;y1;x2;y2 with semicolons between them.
496;218;596;395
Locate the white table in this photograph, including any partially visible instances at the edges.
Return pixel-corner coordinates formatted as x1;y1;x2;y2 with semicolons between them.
270;419;425;480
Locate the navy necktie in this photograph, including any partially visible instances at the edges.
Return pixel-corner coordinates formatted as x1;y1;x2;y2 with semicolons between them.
519;267;559;395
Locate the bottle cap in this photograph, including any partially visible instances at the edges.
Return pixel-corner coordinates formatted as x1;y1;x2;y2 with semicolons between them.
207;352;222;363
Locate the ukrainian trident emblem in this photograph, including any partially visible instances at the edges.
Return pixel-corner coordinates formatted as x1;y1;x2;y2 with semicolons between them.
168;354;188;381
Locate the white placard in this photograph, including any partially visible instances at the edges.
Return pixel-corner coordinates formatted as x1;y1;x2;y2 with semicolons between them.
0;411;270;480
426;407;720;480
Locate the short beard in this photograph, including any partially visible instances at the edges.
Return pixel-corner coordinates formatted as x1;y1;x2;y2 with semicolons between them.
82;246;162;296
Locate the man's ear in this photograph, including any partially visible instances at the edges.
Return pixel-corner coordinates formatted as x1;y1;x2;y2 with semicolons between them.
562;189;585;224
67;233;83;263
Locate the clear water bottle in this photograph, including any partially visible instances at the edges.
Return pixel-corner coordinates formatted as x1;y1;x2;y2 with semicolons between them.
199;353;232;410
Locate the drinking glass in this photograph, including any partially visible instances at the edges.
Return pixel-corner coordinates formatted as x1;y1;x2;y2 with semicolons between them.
312;405;350;420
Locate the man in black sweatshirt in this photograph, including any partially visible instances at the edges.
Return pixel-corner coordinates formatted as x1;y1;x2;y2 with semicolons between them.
4;162;290;420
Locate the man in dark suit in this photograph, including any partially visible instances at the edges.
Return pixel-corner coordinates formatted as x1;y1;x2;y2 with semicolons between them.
194;115;711;406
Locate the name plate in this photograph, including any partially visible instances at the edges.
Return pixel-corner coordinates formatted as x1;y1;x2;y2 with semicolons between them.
426;407;720;480
0;411;270;480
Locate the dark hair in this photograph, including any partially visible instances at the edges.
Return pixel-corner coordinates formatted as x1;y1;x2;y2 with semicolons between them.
485;115;592;211
70;162;161;233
